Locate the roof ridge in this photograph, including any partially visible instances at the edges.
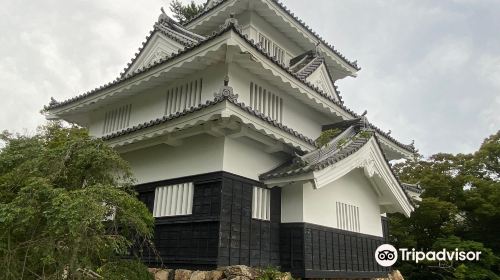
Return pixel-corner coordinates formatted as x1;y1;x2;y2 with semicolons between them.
259;131;373;180
296;56;324;79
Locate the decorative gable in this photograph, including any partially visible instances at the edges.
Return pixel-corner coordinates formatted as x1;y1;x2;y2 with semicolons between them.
125;33;184;76
123;11;206;77
261;123;414;217
306;63;339;101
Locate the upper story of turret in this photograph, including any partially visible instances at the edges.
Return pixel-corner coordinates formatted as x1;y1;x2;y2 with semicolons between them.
183;0;360;81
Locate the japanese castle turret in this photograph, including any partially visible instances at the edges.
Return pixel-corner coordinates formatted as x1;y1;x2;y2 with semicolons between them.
45;1;419;278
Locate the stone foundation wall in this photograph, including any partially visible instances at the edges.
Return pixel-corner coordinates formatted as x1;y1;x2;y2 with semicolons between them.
148;265;404;280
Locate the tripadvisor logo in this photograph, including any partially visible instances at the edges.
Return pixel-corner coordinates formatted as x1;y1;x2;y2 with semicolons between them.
375;244;398;267
374;244;482;267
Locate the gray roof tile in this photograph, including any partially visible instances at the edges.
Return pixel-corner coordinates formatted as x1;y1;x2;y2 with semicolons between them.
44;20;414;154
101;91;317;147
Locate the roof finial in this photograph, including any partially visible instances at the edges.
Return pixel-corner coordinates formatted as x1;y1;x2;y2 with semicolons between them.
49;97;58;106
214;76;238;102
314;41;321;55
158;7;168;22
220;13;240;31
360;110;369;129
387;130;392;135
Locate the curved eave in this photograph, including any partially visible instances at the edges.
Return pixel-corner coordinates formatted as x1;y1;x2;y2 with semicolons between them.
375;133;415;160
105;98;317;153
262;136;414;217
44;24;414;158
45;26;358;123
44;31;232;117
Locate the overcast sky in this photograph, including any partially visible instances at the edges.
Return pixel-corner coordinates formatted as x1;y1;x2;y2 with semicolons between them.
0;0;498;156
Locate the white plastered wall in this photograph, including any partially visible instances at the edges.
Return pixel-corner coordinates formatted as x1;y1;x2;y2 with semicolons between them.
120;135;289;185
88;63;226;138
223;137;288;181
281;182;304;222
228;62;329;140
121;135;225;185
281;169;384;237
238;10;304;65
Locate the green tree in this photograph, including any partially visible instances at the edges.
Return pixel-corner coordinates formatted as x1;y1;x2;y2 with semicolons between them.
169;0;205;24
389;130;500;280
0;123;154;279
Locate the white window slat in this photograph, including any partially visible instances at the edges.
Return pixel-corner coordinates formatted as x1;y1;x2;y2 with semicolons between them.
153;182;194;218
252;186;271;221
252;187;258;218
181;183;188;214
170;184;178;215
336;201;360;233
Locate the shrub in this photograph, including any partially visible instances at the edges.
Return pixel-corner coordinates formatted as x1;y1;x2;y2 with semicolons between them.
97;259;153;280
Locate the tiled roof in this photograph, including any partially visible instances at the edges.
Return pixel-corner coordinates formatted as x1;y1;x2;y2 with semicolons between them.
44;19;414;154
101;91;317;147
44;21;356;118
368;123;416;153
401;183;423;194
289;50;343;101
259;127;416;208
260;126;370;180
290;51;324;80
183;0;360;71
44;20;234;111
119;13;206;78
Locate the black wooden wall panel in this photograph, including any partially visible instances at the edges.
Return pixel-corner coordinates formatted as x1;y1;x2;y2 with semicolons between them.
135;171;391;278
382;216;390;242
280;223;389;278
217;175;280;268
279;224;304;275
136;173;224;268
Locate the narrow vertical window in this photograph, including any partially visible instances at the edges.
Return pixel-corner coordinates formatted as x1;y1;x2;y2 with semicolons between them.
153;182;194;217
250;82;254;108
249;82;284;122
252;186;271;221
336;201;360;232
103;104;132;134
